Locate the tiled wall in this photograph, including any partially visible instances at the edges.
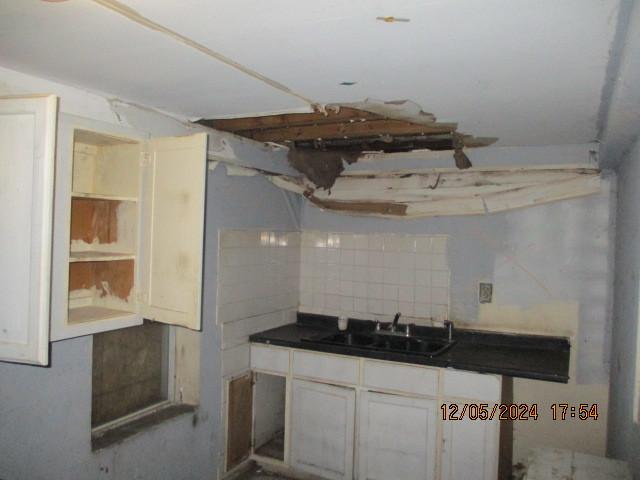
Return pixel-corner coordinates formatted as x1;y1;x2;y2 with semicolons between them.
299;231;450;325
217;230;450;375
217;230;300;377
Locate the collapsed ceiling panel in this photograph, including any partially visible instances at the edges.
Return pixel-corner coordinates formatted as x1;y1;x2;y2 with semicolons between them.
266;165;601;218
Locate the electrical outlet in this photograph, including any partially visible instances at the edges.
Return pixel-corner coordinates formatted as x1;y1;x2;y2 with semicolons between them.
479;282;493;304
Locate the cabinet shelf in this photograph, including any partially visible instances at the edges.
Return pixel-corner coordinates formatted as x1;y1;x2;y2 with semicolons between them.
71;192;138;202
69;251;136;263
68;306;136;325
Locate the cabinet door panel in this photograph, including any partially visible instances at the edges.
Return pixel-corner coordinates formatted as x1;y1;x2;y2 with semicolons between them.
291;379;355;480
441;407;499;480
141;133;207;330
0;95;57;365
358;391;437;480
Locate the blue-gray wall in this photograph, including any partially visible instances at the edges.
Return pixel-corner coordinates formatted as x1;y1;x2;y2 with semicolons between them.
0;168;300;480
303;145;615;386
301;145;616;462
608;136;640;477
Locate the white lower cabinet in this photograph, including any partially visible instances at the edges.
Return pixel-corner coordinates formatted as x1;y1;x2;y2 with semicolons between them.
290;379;356;480
440;407;499;480
357;391;437;480
250;346;501;480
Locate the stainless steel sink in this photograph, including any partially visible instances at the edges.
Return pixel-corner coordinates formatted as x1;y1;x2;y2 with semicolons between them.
306;331;456;357
319;332;378;347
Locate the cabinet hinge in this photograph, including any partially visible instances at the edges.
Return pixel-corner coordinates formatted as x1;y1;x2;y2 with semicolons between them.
140;152;152;166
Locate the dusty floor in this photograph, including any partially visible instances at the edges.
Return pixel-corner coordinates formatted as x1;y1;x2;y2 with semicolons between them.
236;464;296;480
254;431;285;460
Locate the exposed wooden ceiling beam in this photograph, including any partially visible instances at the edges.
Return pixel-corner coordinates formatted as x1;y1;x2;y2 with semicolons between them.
197;107;493;155
245;119;457;142
294;134;454;152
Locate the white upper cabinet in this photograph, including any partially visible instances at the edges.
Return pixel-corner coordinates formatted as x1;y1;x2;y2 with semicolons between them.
0;95;58;365
139;134;207;330
50;117;207;341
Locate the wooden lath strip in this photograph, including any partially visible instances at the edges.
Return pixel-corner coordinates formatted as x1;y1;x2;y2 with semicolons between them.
305;194;408;216
202;107;383;132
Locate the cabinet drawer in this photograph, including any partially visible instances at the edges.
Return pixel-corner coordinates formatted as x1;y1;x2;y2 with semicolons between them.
443;369;501;401
292;350;359;385
363;360;439;397
250;344;290;374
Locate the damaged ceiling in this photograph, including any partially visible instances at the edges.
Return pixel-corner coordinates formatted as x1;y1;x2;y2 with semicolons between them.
0;0;630;150
199;100;496;189
198;102;496;154
0;0;616;219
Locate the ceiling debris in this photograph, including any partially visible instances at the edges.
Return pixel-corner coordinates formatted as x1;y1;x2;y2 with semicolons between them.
287;150;359;190
263;165;601;218
198;100;497;156
203;101;597;219
452;133;473;169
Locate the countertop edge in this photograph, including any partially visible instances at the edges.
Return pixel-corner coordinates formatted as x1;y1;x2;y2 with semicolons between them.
249;334;570;384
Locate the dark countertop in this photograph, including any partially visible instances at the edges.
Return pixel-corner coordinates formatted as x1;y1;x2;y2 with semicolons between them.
249;313;571;383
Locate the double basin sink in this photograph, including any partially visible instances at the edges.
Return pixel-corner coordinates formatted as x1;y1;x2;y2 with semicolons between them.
304;330;456;357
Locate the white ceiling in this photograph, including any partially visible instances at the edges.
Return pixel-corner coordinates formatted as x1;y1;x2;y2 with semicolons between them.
0;0;632;149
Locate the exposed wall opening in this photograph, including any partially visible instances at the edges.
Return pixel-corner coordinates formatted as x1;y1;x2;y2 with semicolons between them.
91;321;169;428
91;321;201;450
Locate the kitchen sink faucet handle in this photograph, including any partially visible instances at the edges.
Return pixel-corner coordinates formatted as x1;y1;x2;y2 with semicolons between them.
444;320;454;342
391;312;401;332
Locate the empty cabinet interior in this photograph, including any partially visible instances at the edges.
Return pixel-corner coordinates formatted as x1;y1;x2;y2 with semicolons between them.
253;372;286;461
227;373;254;471
67;129;141;326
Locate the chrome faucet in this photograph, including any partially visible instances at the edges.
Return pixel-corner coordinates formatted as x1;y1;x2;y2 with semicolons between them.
444;320;454;342
391;312;401;332
374;313;408;337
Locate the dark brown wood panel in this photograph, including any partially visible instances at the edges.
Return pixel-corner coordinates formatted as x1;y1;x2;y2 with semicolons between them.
247;119;456;142
226;373;253;471
307;194;408;216
69;259;134;300
70;197;120;244
499;376;514;479
201;107;381;132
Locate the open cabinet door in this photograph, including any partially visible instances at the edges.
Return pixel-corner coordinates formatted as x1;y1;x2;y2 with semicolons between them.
140;132;207;330
0;95;57;365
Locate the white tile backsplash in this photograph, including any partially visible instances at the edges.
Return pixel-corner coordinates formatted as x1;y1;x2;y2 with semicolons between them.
218;229;300;376
299;231;450;325
218;230;451;366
